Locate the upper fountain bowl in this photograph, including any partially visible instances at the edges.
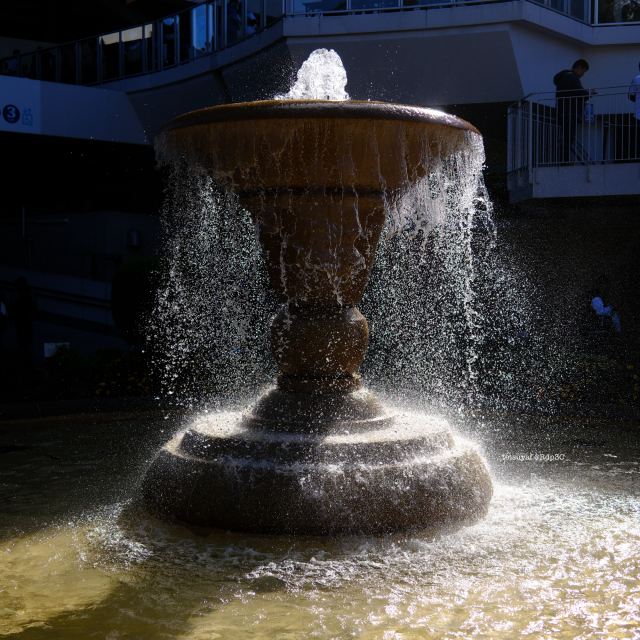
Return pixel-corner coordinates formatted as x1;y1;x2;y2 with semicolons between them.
155;99;480;195
155;99;482;306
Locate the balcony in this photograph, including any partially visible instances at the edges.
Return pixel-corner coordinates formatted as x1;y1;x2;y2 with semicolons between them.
0;1;284;85
507;86;640;202
1;0;638;87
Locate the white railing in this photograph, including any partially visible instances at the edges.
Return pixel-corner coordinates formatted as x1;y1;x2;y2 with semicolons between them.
508;86;639;183
2;0;639;86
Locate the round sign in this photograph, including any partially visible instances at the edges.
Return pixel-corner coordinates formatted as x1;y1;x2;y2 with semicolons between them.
2;105;20;124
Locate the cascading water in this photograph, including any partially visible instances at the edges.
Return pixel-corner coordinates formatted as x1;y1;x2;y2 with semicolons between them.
151;168;277;408
143;49;498;535
152;49;535;413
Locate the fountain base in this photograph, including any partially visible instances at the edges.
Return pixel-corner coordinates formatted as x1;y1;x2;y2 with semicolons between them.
142;404;492;535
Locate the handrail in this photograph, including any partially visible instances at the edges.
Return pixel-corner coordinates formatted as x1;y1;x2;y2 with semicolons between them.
512;85;638;108
507;85;639;175
283;0;593;24
1;0;639;86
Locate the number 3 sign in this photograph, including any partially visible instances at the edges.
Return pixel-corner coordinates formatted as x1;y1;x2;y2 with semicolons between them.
3;105;20;124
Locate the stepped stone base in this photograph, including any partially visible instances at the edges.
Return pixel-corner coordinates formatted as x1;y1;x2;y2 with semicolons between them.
142;402;493;536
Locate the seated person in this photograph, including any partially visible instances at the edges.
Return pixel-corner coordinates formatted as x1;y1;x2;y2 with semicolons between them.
591;295;621;332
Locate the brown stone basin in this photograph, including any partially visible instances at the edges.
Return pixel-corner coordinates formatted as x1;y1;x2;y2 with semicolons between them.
155;99;479;193
155;100;479;307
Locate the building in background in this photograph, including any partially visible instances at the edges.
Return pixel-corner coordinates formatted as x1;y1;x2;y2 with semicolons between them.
1;0;639;341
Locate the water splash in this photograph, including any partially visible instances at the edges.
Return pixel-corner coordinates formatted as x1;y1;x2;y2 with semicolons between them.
150;134;536;411
4;426;640;637
151;50;537;412
149;165;278;407
274;48;349;101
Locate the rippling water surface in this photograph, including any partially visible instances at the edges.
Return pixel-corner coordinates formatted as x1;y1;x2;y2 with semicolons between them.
1;412;639;638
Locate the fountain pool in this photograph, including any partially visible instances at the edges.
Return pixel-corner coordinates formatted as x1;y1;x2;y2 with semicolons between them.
1;411;639;638
3;49;637;638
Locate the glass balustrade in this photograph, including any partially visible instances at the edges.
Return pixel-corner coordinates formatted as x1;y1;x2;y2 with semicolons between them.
161;17;177;68
265;0;284;24
179;14;193;63
38;48;57;82
143;24;156;73
59;44;77;84
0;0;637;86
80;39;98;84
598;0;640;22
530;0;589;21
193;4;210;55
245;0;260;33
350;0;400;12
292;0;346;14
19;53;36;80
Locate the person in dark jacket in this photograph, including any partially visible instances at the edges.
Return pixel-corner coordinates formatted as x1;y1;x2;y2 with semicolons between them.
0;289;8;349
553;59;596;163
227;0;241;42
10;277;38;356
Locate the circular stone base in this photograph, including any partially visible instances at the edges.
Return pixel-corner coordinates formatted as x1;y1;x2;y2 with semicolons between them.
142;411;493;535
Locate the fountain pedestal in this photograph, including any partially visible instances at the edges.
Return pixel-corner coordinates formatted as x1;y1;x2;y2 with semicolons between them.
143;100;493;535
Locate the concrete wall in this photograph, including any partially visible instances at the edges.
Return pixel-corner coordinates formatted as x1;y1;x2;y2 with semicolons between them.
0;211;162;280
0;76;147;144
282;28;523;106
127;70;230;141
510;164;640;202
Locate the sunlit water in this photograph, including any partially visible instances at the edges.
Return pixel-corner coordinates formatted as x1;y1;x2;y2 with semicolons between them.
151;49;536;413
1;412;638;638
274;48;349;101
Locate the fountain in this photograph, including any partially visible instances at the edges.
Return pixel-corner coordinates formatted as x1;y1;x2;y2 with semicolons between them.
3;51;640;640
142;53;492;535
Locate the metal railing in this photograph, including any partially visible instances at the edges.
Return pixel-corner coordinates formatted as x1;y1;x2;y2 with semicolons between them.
1;0;638;86
508;86;639;181
287;0;637;24
0;0;284;85
285;0;592;22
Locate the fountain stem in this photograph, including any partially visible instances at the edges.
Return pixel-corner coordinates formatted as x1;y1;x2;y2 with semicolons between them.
271;305;368;392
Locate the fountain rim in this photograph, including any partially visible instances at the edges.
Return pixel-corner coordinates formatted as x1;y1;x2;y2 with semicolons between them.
155;99;481;139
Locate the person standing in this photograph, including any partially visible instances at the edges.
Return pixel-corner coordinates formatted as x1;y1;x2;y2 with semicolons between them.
629;63;640;160
553;59;596;164
0;289;8;350
10;277;38;357
227;0;241;43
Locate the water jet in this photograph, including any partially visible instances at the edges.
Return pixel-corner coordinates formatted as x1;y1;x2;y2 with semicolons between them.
142;98;493;534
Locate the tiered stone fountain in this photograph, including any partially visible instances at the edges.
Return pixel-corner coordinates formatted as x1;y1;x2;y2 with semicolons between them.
143;99;493;535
